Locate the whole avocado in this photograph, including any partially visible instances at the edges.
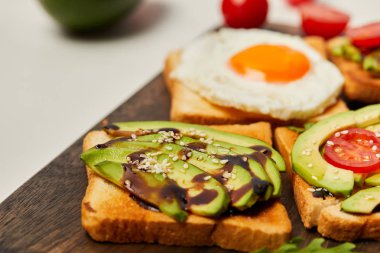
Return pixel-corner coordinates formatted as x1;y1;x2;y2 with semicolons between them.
39;0;140;31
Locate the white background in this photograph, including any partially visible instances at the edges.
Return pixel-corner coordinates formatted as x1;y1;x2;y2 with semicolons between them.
0;0;379;202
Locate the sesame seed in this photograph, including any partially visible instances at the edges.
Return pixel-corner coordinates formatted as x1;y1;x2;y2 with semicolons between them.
334;132;341;137
183;163;189;169
365;195;374;200
376;132;380;138
369;140;374;145
372;145;378;151
179;141;185;146
125;180;132;189
131;134;137;139
242;157;248;162
214;143;221;147
220;159;229;164
312;175;318;181
212;158;219;164
225;184;233;191
326;141;334;146
316;188;322;191
186;151;192;158
341;130;348;134
376;154;380;159
172;156;178;161
181;155;187;161
199;149;206;153
307;163;313;168
307;188;315;192
152;139;157;143
203;175;211;181
165;146;173;151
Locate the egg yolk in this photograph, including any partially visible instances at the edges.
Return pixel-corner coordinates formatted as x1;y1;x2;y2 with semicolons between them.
229;44;310;83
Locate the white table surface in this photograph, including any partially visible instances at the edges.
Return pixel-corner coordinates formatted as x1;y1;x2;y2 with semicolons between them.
0;0;379;203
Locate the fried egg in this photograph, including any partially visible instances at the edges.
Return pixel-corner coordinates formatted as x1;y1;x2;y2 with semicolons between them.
170;29;344;120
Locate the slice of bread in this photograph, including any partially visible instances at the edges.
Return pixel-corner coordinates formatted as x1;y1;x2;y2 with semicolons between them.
274;127;380;241
164;36;344;125
82;123;292;251
327;37;380;103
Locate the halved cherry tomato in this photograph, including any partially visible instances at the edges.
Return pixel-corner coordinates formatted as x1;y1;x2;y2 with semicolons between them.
324;128;380;173
221;0;268;29
299;3;350;39
286;0;314;7
347;22;380;49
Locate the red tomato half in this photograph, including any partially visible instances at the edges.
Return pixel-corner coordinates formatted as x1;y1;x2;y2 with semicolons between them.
221;0;268;29
324;128;380;173
286;0;314;7
299;3;350;39
347;22;380;48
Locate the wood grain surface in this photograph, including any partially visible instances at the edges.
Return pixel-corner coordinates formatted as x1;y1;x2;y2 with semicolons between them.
0;24;378;252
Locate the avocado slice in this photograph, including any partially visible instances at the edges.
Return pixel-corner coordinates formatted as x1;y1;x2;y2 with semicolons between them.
178;136;280;199
366;123;380;132
94;160;188;222
292;104;380;196
82;145;231;218
89;137;258;210
365;174;380;187
105;121;286;172
363;49;380;76
341;187;380;214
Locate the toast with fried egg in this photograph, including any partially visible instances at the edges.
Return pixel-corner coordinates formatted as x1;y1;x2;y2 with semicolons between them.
327;37;380;103
274;123;380;242
164;34;346;125
81;122;292;252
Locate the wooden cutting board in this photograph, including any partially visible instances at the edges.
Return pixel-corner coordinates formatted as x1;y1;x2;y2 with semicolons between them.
0;24;378;252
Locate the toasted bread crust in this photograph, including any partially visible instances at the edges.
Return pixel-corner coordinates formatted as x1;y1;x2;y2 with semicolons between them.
164;36;345;125
274;127;380;241
327;37;380;103
82;124;291;251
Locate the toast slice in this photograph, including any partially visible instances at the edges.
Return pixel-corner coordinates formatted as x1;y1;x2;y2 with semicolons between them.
327;37;380;103
164;36;344;125
274;125;380;241
82;123;292;251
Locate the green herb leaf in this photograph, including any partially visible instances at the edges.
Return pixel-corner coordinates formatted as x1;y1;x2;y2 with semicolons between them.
251;237;360;253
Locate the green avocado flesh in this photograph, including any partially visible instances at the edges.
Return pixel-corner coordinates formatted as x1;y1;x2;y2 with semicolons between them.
109;121;286;172
365;174;380;187
81;121;284;221
292;104;380;198
341;187;380;214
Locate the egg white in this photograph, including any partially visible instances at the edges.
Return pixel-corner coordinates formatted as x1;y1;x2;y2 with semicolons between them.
170;28;344;120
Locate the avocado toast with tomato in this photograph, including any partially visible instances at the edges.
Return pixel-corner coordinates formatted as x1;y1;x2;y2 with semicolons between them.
275;104;380;241
80;121;291;251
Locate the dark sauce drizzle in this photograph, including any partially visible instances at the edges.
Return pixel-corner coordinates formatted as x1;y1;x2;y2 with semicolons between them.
311;186;334;200
93;126;277;215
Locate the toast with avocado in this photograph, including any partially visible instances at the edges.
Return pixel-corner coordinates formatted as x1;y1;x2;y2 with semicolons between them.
327;37;380;103
274;104;380;241
81;122;291;252
164;36;347;125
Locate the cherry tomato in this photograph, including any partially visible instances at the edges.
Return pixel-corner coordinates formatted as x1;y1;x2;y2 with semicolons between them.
323;128;380;173
347;22;380;49
299;3;350;39
221;0;268;29
286;0;314;7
